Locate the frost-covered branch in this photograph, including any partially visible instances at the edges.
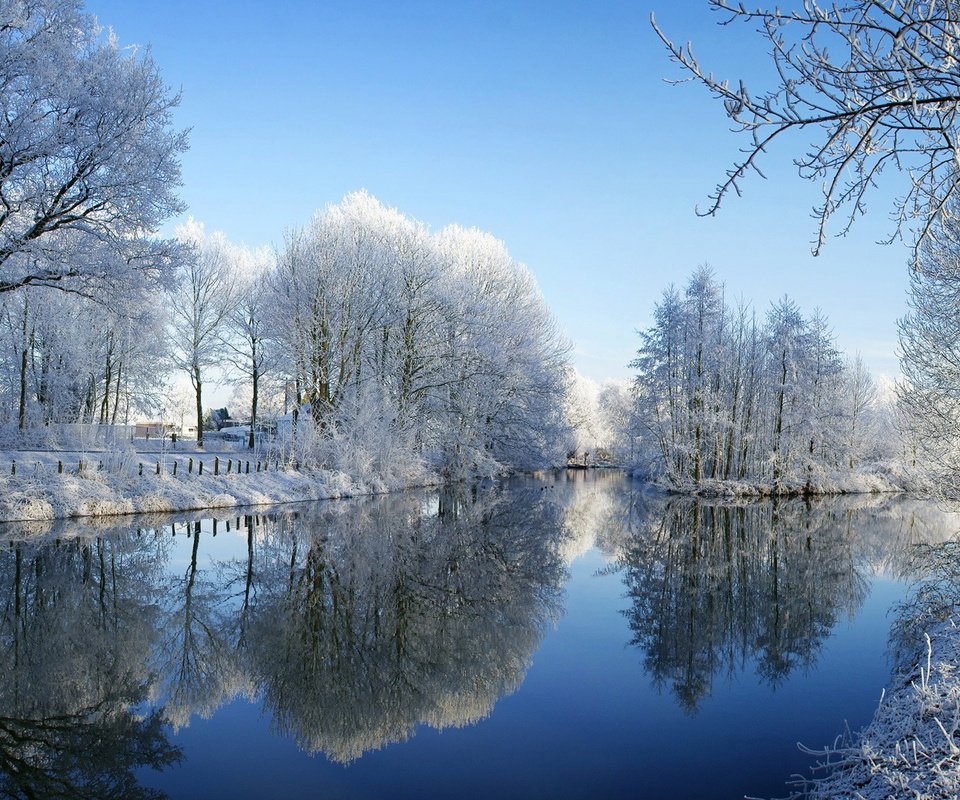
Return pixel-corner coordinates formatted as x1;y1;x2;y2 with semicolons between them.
652;1;960;260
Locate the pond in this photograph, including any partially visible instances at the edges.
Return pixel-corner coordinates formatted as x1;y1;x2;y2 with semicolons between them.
0;471;955;799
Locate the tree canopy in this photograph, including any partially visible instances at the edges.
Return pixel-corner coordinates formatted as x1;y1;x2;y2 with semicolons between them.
0;0;187;295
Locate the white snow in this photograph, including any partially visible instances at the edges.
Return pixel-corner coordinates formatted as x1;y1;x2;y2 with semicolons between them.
783;618;960;800
641;462;912;497
0;445;439;522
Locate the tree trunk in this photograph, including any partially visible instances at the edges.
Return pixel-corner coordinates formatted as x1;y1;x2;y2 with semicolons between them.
17;297;28;431
111;360;123;425
99;351;112;424
194;366;204;447
772;353;787;482
249;360;258;450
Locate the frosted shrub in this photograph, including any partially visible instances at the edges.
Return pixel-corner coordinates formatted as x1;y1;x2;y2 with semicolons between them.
272;397;430;492
270;415;325;470
94;442;140;477
2;494;55;522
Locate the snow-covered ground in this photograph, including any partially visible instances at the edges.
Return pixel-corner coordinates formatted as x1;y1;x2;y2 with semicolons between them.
0;442;439;522
782;618;960;800
780;543;960;800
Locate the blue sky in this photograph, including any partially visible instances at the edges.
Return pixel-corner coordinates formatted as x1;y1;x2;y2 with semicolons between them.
88;1;908;382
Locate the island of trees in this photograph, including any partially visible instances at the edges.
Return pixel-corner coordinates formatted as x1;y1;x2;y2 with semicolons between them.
651;3;960;797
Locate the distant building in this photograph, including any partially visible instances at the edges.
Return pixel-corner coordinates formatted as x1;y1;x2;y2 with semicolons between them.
209;408;232;430
134;422;167;439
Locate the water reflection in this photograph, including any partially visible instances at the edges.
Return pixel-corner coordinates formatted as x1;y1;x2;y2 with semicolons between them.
0;476;953;794
0;484;569;787
245;488;566;762
0;535;181;799
613;493;957;713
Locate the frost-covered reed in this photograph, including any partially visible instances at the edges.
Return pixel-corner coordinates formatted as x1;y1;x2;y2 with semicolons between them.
774;542;960;800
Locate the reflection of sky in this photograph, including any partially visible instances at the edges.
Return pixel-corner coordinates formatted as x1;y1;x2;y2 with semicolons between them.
142;485;950;797
162;518;250;571
0;477;952;799
134;540;911;800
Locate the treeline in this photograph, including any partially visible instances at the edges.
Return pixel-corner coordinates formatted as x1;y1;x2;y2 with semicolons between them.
0;286;167;432
0;192;572;481
630;267;892;490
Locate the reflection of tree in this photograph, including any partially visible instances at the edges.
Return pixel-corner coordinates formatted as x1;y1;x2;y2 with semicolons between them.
555;469;631;562
0;535;181;799
620;498;869;712
153;522;252;729
246;488;567;762
0;692;175;800
0;491;566;768
0;482;952;785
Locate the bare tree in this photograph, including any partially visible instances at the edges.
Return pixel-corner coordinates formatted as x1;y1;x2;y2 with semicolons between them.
168;220;239;447
652;2;960;260
844;354;878;469
222;248;275;449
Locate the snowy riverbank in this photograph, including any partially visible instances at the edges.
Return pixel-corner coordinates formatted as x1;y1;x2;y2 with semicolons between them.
653;464;911;498
0;464;440;523
784;618;960;800
782;542;960;800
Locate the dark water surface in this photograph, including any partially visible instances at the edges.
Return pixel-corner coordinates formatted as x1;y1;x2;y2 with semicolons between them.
0;471;954;799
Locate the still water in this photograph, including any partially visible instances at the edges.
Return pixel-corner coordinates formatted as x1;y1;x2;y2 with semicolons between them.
0;471;954;799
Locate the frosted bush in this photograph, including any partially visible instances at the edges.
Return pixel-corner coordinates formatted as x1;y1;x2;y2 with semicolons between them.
77;497;134;517
0;493;55;522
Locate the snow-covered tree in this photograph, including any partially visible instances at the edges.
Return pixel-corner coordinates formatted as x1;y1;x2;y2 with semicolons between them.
433;225;570;476
271;193;393;428
565;372;633;465
269;193;571;480
632;267;886;489
899;219;960;495
844;355;879;469
0;0;187;295
221;246;275;448
0;282;166;430
597;380;636;465
167;220;241;447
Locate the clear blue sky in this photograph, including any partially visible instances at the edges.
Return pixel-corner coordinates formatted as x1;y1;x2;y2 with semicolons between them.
88;0;908;382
